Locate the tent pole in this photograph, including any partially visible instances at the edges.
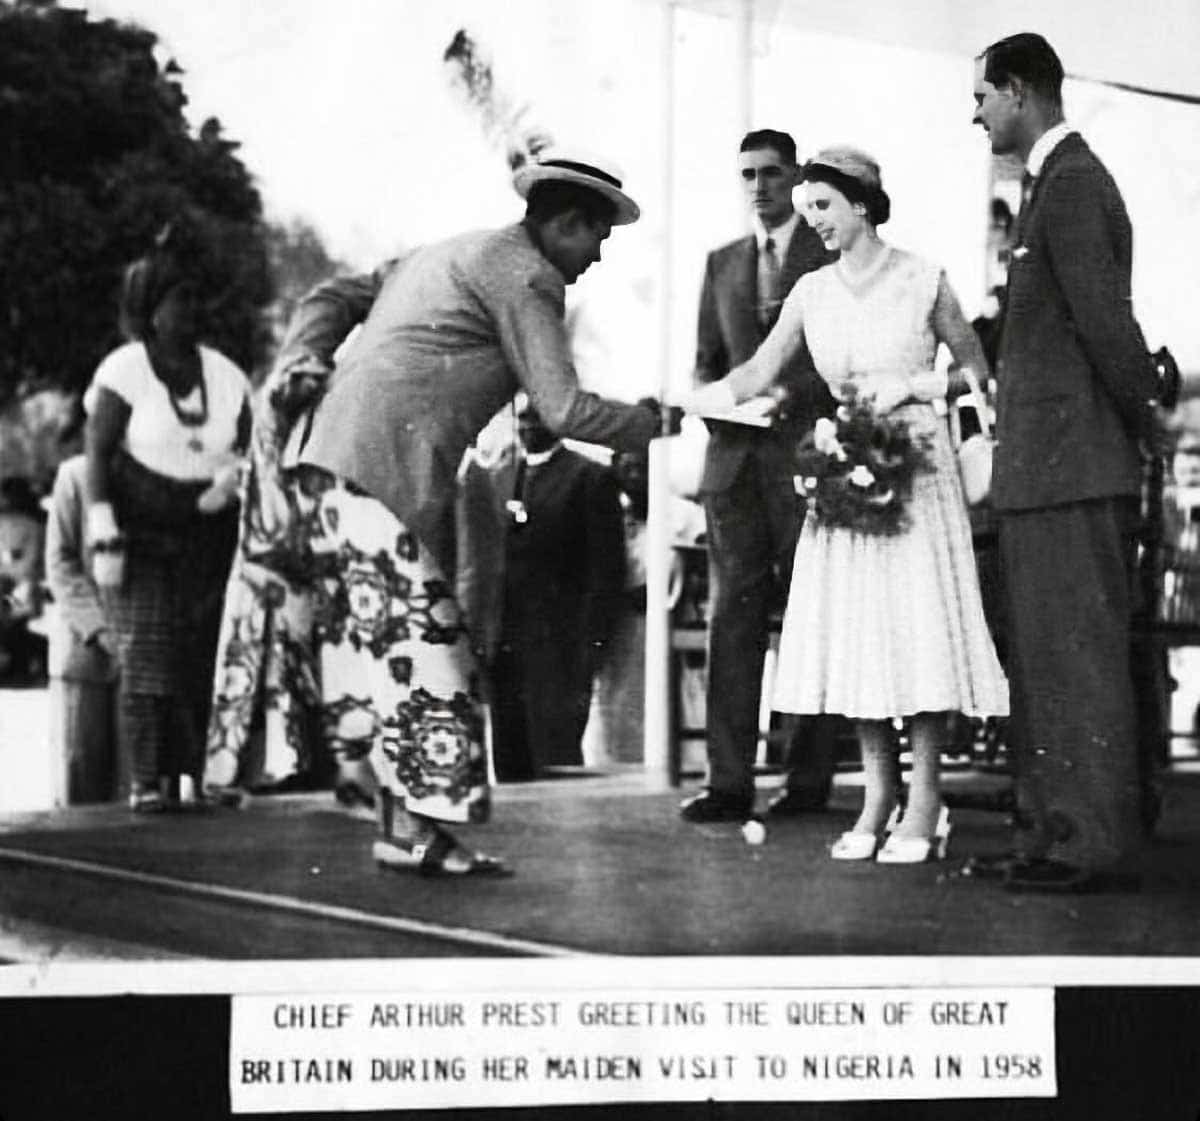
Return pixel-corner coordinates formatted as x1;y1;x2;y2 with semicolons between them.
643;0;678;789
737;0;754;145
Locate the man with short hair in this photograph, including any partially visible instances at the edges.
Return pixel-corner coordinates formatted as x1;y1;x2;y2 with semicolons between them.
681;129;838;824
972;33;1162;892
490;399;627;781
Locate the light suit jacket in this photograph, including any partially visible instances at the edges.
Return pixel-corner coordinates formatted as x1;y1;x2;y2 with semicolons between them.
297;223;657;576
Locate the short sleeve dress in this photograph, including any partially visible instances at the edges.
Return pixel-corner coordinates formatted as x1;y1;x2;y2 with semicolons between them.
771;248;1009;721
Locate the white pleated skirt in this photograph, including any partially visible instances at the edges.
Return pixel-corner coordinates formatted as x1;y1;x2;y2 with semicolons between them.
773;416;1009;721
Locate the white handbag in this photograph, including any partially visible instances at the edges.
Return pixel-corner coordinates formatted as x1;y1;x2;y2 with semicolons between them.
956;367;994;507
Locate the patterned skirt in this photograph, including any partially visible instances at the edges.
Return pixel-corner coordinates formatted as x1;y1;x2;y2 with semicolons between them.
205;556;323;785
314;475;489;824
204;457;334;787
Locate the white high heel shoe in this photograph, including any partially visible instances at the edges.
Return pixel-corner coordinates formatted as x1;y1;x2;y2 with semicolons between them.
830;805;903;862
875;805;951;864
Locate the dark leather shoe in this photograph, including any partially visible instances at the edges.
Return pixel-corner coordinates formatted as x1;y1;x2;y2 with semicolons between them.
765;786;829;817
1003;858;1141;895
679;789;753;823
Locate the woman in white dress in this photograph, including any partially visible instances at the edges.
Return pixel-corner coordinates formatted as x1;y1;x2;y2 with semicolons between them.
685;147;1007;863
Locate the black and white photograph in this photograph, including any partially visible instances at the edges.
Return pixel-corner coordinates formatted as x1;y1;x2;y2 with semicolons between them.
1;0;1199;1116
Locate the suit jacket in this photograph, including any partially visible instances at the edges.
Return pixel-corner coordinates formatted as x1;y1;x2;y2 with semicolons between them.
993;133;1157;512
498;448;627;766
694;220;835;495
299;223;657;576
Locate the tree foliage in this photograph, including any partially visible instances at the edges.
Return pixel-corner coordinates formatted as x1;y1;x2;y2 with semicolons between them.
0;0;274;406
263;217;347;351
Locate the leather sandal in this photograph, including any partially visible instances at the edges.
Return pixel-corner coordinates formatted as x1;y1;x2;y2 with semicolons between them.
373;830;511;878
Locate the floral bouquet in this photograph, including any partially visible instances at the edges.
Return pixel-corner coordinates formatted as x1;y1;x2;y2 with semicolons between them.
794;386;935;535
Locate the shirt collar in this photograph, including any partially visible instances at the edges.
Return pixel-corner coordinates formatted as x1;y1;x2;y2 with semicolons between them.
1026;123;1076;178
524;444;562;468
755;210;800;256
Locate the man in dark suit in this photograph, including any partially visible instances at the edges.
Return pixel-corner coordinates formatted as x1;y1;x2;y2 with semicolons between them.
973;33;1162;891
680;129;837;823
491;401;627;780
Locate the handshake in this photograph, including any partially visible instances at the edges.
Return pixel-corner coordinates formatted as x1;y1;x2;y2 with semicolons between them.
636;397;686;437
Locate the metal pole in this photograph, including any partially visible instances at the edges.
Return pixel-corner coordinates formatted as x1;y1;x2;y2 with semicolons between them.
737;0;755;156
642;0;678;788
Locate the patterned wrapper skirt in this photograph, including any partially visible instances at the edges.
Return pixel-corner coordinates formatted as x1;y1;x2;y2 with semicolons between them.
205;456;333;787
314;474;489;825
205;556;322;784
101;451;238;701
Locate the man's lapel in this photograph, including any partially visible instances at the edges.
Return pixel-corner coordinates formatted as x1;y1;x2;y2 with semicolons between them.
1020;132;1083;238
778;217;818;295
725;234;761;339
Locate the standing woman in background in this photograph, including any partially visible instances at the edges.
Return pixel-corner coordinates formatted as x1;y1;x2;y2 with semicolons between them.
84;231;250;811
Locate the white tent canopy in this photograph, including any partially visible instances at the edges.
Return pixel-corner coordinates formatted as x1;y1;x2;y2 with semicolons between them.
676;0;1200;103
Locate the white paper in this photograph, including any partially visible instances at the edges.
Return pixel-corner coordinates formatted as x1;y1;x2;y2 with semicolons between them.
229;985;1056;1112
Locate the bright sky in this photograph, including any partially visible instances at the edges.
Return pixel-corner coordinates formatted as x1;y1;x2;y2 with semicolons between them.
82;0;1200;385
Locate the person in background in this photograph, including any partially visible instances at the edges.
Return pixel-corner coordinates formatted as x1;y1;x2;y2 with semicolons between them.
84;230;250;812
683;128;840;824
489;399;627;780
298;148;660;877
204;261;397;807
0;477;47;684
44;454;122;802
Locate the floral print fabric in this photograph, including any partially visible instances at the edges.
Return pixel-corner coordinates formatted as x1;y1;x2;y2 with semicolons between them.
315;477;489;824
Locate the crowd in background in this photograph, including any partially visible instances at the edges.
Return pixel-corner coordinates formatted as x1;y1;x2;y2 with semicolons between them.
2;223;698;814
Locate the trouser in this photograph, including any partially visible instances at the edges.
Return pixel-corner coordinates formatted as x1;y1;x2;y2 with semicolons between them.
999;497;1143;869
702;456;836;802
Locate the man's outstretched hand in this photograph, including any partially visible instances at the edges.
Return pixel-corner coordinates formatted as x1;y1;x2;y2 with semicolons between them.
637;397;684;436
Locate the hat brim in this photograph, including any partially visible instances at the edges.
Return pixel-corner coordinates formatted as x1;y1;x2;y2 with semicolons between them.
512;165;640;226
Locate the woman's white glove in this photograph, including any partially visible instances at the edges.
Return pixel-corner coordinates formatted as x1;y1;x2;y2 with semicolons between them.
86;502;126;589
681;379;737;417
909;368;949;402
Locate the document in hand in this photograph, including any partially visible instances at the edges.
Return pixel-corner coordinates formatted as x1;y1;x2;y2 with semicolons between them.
695;396;776;428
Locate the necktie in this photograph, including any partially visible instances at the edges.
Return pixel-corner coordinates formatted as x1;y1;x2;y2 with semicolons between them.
758;236;782;328
1014;171;1035;243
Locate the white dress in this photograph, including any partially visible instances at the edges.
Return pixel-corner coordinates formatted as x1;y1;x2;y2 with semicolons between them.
769;248;1008;720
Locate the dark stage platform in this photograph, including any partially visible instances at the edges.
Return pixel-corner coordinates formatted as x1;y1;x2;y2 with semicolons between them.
2;767;1200;961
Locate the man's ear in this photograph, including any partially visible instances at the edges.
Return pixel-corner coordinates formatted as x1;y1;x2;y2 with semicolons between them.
1008;75;1027;107
557;207;588;234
